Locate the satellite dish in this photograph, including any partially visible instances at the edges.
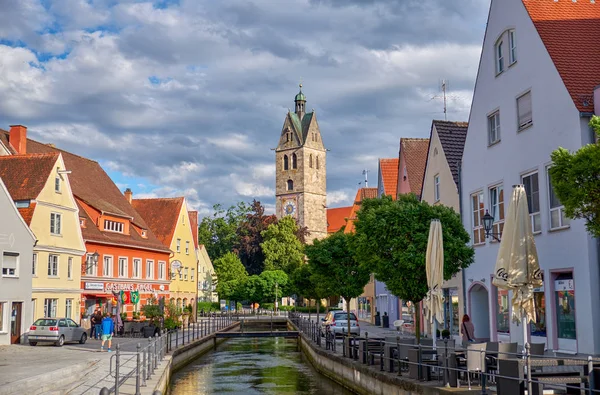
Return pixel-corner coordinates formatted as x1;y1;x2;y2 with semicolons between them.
171;260;182;271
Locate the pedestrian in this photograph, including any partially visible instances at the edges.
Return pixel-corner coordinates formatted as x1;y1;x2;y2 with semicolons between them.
90;309;99;339
94;309;103;340
100;313;115;352
461;314;476;346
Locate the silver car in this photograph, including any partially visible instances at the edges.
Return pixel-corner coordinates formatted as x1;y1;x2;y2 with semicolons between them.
321;311;360;336
28;318;88;347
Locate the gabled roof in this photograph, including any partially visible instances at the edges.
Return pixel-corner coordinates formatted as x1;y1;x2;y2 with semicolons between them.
344;188;378;234
327;206;352;233
378;158;399;200
431;120;468;186
400;138;429;196
131;197;185;247
0;153;59;200
522;0;600;112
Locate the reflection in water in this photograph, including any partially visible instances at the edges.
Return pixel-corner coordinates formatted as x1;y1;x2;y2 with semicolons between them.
168;337;354;394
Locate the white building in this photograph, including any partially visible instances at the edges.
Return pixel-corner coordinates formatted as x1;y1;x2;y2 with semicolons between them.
461;0;600;354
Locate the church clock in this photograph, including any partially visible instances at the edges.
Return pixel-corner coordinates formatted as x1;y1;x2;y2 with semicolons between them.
283;199;297;217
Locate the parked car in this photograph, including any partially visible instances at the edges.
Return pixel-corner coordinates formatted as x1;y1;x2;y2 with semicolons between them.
28;318;88;346
321;311;360;336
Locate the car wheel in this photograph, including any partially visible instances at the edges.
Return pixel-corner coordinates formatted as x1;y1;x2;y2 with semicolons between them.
29;342;37;346
79;333;87;344
55;335;65;347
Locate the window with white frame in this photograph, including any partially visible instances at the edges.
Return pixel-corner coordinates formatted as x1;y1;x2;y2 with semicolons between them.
85;254;97;276
32;253;37;276
50;213;62;235
522;172;541;233
471;191;485;245
176;239;181;253
103;220;124;233
44;298;58;317
434;174;440;202
55;176;61;193
103;256;113;277
185;241;190;255
517;91;532;130
2;252;19;277
158;261;166;280
489;184;505;238
488;112;501;145
132;258;141;278
65;299;73;319
146;259;154;279
509;29;517;64
48;254;59;277
67;257;73;280
495;38;504;74
547;168;570;229
118;258;128;278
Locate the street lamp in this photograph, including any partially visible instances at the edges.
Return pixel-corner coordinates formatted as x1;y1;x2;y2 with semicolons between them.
83;251;100;273
482;210;502;242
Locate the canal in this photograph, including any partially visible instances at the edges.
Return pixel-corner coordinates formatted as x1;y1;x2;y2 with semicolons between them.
167;337;354;394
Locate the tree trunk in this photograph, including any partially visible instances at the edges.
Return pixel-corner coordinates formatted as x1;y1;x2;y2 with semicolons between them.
346;297;351;341
316;301;320;325
415;301;421;345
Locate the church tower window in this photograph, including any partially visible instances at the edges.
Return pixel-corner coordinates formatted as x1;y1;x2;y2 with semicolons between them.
287;180;294;191
283;155;289;170
292;153;298;169
316;156;320;170
309;154;313;168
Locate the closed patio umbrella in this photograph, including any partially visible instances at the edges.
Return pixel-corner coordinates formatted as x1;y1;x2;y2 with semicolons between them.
492;185;543;349
424;219;444;348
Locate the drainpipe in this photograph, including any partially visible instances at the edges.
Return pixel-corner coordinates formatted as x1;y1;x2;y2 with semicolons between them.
458;161;468;315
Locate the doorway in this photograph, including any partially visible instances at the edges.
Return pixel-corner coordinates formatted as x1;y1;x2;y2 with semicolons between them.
10;302;22;344
469;284;490;341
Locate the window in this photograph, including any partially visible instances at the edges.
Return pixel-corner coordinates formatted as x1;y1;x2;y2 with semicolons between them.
489;184;505;238
103;220;124;233
159;261;166;280
44;299;58;317
48;254;59;277
191;268;195;282
85;254;97;276
488;112;501;145
80;218;85;227
316;156;319;170
103;256;113;277
184;267;188;280
471;191;485;245
495;286;510;333
0;303;3;332
146;260;154;279
118;258;127;278
2;252;18;277
555;273;576;339
547;168;570;229
283;155;289;170
509;29;517;64
32;254;37;276
55;176;61;193
495;39;504;74
522;172;541;233
309;154;313;168
65;299;73;319
434;174;440;202
531;275;546;337
517;91;532;130
141;230;147;238
185;241;190;255
292;153;297;169
287;180;294;191
15;200;30;208
133;258;141;278
67;257;73;280
177;239;181;253
50;213;62;235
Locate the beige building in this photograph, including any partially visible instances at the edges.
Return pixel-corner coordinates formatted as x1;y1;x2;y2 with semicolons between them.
420;120;468;341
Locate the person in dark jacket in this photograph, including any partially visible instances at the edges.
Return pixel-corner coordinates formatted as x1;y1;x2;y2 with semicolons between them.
90;309;101;339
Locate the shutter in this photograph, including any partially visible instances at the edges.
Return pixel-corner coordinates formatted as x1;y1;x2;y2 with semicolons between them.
518;92;532;128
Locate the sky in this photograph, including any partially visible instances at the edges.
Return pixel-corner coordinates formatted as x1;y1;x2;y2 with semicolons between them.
0;0;490;217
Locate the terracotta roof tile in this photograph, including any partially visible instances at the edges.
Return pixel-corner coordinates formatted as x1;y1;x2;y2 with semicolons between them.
400;138;429;196
378;158;399;200
18;203;36;226
0;153;59;200
522;0;600;112
327;206;352;233
344;187;378;234
431;120;468;186
189;211;199;249
131;198;185;247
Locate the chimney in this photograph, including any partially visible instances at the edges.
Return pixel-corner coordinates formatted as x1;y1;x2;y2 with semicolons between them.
188;211;199;249
9;125;27;155
124;188;132;204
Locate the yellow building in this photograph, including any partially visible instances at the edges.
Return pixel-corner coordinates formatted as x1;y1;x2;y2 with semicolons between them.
0;151;86;323
197;245;217;302
132;196;199;311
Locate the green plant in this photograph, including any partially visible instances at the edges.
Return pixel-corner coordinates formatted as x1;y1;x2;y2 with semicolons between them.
120;312;127;321
442;329;451;339
236;302;242;311
142;299;163;326
132;311;140;320
164;317;180;330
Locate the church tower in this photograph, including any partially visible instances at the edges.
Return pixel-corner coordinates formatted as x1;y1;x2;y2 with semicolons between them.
275;85;327;243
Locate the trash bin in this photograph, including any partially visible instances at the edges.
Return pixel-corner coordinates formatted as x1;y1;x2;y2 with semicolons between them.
382;312;389;328
374;311;381;326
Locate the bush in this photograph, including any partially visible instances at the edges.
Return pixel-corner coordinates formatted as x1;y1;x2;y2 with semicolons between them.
132;311;140;320
164;317;180;330
262;303;274;311
294;306;328;313
278;305;294;312
197;301;220;312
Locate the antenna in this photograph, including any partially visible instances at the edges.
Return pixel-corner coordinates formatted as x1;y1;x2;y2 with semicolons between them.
428;79;460;120
441;80;447;121
362;169;370;188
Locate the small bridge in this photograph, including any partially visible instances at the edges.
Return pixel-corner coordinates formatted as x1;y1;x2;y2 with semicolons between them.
215;331;299;338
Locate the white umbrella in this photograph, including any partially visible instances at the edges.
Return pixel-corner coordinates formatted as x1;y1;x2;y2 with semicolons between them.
424;219;444;347
492;185;543;349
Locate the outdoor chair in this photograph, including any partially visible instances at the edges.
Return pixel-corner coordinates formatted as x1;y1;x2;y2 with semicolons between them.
464;342;487;390
529;342;545;356
393;320;404;334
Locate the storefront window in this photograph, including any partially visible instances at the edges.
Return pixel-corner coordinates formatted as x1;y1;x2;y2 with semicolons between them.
531;285;546;337
555;275;576;339
443;288;460;335
495;287;510;333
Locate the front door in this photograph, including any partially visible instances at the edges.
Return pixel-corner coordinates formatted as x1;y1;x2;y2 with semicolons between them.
10;302;22;344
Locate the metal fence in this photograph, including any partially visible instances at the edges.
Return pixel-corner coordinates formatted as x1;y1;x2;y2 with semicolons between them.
289;312;600;395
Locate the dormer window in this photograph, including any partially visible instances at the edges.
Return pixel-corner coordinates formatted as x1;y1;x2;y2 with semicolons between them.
55;176;61;193
141;230;147;238
80;218;86;228
15;200;30;208
104;219;124;233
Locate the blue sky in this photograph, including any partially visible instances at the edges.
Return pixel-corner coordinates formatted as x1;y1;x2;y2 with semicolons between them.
0;0;489;216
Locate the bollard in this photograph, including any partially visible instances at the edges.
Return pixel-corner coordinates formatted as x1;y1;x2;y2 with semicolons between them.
397;336;402;376
135;343;142;395
115;343;121;395
100;388;110;395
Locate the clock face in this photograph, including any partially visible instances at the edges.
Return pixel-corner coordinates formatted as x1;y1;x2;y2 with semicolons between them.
283;200;297;216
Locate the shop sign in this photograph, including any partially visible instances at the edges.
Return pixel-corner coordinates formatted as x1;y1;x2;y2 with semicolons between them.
533;286;544;293
104;283;155;292
555;279;574;292
85;282;104;291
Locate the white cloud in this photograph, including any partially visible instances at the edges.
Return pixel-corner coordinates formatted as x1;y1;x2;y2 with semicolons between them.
327;190;352;207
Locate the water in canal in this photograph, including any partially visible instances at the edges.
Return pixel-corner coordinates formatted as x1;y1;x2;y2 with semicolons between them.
167;337;355;394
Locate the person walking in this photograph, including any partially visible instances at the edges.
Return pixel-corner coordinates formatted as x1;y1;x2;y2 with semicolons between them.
93;310;103;340
90;309;99;339
100;314;115;352
461;314;476;346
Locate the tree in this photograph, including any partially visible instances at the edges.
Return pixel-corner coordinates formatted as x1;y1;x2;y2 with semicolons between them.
243;275;267;310
353;194;474;342
549;115;600;237
261;216;305;274
235;200;278;275
198;202;249;261
213;252;248;301
260;270;289;311
306;232;370;337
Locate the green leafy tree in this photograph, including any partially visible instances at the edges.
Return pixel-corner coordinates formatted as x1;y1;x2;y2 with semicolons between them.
353;194;474;342
306;232;370;337
198;202;249;261
549;115;600;237
244;275;267;310
259;270;289;311
261;216;305;274
213;252;248;301
235;200;278;275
